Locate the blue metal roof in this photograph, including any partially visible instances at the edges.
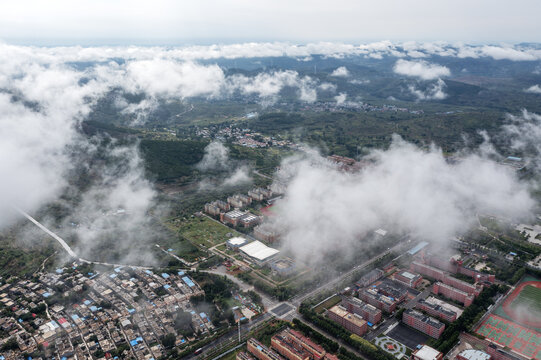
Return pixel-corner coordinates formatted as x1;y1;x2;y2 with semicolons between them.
408;241;429;255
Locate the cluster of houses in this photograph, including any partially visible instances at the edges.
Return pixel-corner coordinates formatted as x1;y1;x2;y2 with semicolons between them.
0;264;209;360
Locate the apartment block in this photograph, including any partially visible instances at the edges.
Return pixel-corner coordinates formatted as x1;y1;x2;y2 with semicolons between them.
327;305;367;336
403;309;445;339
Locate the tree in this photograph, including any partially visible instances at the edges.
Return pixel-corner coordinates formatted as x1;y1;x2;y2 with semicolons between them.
174;311;194;336
162;333;176;348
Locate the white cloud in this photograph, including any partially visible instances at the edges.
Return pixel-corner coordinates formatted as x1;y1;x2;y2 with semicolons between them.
394;59;451;80
228;70;318;103
197;141;253;188
265;137;534;264
408;79;447;100
331;66;350;77
503;110;541;170
222;166;252;187
318;82;337;92
525;85;541;94
197;141;231;171
335;92;347;104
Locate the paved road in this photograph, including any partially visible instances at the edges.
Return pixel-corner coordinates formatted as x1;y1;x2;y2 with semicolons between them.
290;238;408;307
17;207;153;270
16;207;78;258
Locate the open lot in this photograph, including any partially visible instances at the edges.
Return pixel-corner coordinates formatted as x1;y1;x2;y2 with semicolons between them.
387;323;430;350
175;217;240;247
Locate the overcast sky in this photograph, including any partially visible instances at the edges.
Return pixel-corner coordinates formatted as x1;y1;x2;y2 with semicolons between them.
1;0;540;45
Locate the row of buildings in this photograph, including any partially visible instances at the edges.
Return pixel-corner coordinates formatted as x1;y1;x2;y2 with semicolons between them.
410;261;482;307
241;328;339;360
204;188;274;229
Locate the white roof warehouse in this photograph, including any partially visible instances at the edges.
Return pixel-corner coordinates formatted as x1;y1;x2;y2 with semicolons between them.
239;240;279;264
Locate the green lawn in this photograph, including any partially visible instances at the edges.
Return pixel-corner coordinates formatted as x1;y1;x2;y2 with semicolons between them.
174;217;241;247
313;294;342;314
511;285;541;318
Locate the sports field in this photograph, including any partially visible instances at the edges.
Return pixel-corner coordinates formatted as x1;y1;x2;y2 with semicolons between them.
476;275;541;359
511;284;541;318
495;276;541;330
476;314;541;359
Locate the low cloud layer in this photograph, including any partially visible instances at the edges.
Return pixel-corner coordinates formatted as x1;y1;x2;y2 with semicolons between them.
266;135;536;265
525;85;541;94
394;59;451;80
408;79;448;100
197;141;252;188
3;42;541;63
331;66;350;77
503;110;541;171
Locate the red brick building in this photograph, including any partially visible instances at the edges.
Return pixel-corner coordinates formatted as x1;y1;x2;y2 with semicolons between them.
341;296;382;324
416;298;457;322
432;282;474;307
403;309;445;339
394;270;423;288
327;305;367;336
248;338;283;360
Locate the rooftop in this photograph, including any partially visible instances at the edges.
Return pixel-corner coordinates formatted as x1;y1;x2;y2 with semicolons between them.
399;271;417;280
227;237;248;246
413;345;442;360
225;210;246;219
240;240;279;261
458;349;491;360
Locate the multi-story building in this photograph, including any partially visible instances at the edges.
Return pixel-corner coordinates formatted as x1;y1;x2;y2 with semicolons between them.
375;279;409;303
238;351;257;360
247;338;283;360
402;309;445;339
228;194;253;209
222;209;247;226
359;288;398;313
424;254;496;284
240;213;261;228
341;296;382;324
432;282;474;307
254;226;278;243
327;305;367;336
276;329;327;360
214;200;230;211
204;200;231;216
271;331;312;360
416;299;457;322
412;261;482;298
204;202;221;216
248;188;273;201
394;270;423;288
411;262;445;282
355;268;384;288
